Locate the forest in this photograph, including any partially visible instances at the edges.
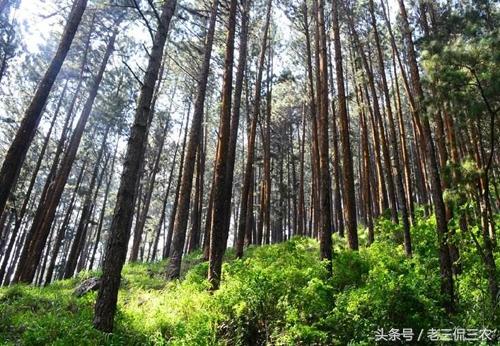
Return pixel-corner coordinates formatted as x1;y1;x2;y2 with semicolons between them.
0;0;498;344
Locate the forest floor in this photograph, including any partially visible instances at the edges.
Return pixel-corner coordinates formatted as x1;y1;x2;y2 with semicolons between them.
0;211;498;345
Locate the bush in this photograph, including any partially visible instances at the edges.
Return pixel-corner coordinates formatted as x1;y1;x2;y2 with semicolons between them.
0;213;497;345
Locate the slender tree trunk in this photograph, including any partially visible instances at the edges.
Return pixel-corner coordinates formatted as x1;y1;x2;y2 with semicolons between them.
93;0;176;332
391;53;415;224
262;47;273;245
207;0;239;290
236;0;272;258
0;213;15;284
151;119;183;261
315;0;333;272
297;104;306;236
327;40;345;236
0;0;87;219
381;0;429;208
44;158;88;284
76;147;108;274
187;141;202;253
332;0;357;249
397;0;454;313
88;140;118;271
14;30;117;284
368;0;411;255
165;0;219;279
63;126;110;278
358;87;374;244
303;1;321;235
0;83;67;282
347;14;397;223
223;0;250;253
164;107;190;258
470;122;498;305
257;167;265;245
1;81;69;243
202;176;215;260
35;223;56;286
289;124;298;236
129;115;171;262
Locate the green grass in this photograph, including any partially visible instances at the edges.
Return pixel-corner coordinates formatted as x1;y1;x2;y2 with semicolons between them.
0;213;498;345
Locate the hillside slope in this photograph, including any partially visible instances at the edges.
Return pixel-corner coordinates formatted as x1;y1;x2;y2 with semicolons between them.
0;214;498;345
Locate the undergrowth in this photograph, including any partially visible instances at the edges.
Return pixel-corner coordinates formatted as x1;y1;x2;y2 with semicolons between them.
0;212;498;345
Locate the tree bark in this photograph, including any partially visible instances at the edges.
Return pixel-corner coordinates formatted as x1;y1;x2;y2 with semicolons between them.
397;0;454;313
332;0;357;249
44;158;88;284
315;0;333;272
358;86;374;245
187;139;203;253
297;103;306;236
88;139;118;271
14;29;116;284
303;0;321;235
236;0;272;258
165;0;219;279
129;115;171;262
222;0;250;253
390;53;415;224
63;126;110;278
0;0;87;219
93;0;176;331
207;0;238;290
368;0;411;256
261;46;273;245
164;106;190;259
151;117;183;261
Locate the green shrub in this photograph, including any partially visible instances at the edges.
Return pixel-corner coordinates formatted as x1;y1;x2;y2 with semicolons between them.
0;213;497;345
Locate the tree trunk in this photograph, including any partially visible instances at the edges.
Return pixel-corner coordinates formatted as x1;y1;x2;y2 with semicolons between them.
397;0;454;313
327;40;345;236
332;0;357;249
236;0;272;258
347;13;397;223
93;0;176;331
380;0;429;208
262;48;273;245
14;30;116;284
63;126;110;278
88;140;119;271
315;0;333;272
164;107;191;259
0;0;87;219
221;0;250;252
44;158;88;284
207;0;238;290
358;86;374;244
165;0;219;279
390;53;415;224
187;140;203;253
368;0;411;256
297;104;306;236
303;0;321;236
129;115;171;262
151;118;183;261
0;82;67;283
0;81;68;245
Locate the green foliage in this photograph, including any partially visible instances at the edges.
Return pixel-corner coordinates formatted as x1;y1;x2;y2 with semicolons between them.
0;213;498;345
